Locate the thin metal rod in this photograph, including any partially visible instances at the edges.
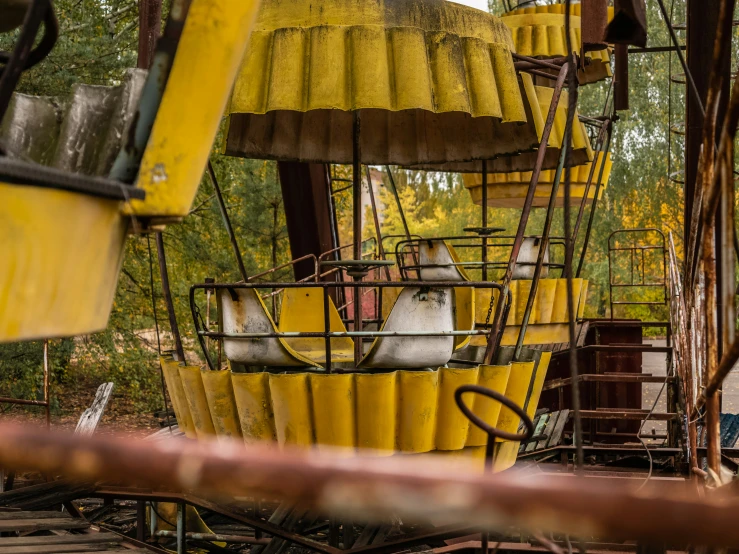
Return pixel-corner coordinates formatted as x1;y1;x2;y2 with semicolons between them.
352;112;363;365
177;502;186;554
572;124;611;245
156;232;186;363
43;340;50;429
482;160;488;281
564;0;584;475
208;161;248;283
514;145;568;362
147;236;172;431
655;0;706;118
155;530;270;545
483;63;569;365
576;132;613;277
385;166;420;278
366;167;391;281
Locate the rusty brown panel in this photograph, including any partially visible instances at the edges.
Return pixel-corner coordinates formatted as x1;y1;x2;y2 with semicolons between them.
614;44;629;111
581;0;609;49
277;162;337;282
594;323;643;440
604;0;647;47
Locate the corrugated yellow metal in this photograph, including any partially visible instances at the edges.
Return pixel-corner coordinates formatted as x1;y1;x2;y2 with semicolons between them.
125;0;261;218
201;370;243;439
269;373;314;447
309;373;356;450
406;81;593;173
160;357;196;438
356;372;397;454
397;371;439;453
471;279;588;347
466;364;512;446
231;372;276;444
502;4;613;85
497;353;552;471
454;287;475;350
162;361;549;473
231;0;521;118
0;184;127;342
436;367;480;450
496;361;536;440
179;365;216;439
224;0;550;166
463;152;612;208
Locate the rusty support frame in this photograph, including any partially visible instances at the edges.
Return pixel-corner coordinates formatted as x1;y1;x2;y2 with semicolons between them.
483;63;569;365
4;425;739;548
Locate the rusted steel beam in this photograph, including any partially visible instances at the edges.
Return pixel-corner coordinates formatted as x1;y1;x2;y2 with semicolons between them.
483;63;569;365
1;425;739;547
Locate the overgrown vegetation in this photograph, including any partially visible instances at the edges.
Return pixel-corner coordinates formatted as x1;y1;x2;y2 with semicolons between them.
0;0;685;418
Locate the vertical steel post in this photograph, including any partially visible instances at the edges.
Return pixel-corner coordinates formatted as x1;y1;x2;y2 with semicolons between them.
177;502;186;554
43;340;50;429
352;112;363;365
137;0;161;70
156;232;186;363
481;160;488;281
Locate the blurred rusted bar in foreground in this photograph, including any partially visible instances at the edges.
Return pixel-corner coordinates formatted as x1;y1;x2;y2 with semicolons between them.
0;424;737;547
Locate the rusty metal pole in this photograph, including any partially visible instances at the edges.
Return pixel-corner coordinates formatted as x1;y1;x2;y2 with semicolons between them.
481;160;488;281
483;63;569;365
156;232;186;363
208;161;249;283
352;112;363;365
43;340;50;429
137;0;161;70
564;0;584;473
365;167;391;281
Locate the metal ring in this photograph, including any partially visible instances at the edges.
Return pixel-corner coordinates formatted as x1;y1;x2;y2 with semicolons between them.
454;384;535;442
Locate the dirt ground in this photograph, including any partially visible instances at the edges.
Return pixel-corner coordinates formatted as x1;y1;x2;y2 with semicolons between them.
0;376;163;438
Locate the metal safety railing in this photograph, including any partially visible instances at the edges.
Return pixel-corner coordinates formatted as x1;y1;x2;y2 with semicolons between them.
190;280;508;373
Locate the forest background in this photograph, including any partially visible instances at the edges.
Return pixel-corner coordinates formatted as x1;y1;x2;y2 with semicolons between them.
0;0;686;419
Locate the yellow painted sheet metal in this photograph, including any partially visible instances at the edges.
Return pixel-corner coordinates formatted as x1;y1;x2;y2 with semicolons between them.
454;287;475;350
269;373;314;447
473;279;588;328
164;366;529;458
179;365;216;439
0;184;127;342
471;278;587;345
406;81;592;174
397;371;439;453
466;364;512;446
463;152;612;208
279;288;354;364
201;370;243;439
356;372;397;454
160;357;196;438
502;4;613;85
225;0;547;165
231;372;276;443
125;0;261;218
435;367;479;451
309;373;356;450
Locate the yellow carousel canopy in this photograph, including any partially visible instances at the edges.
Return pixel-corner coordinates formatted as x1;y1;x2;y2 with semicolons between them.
224;0;547;166
463;151;612;208
502;3;613;85
408;82;592;173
